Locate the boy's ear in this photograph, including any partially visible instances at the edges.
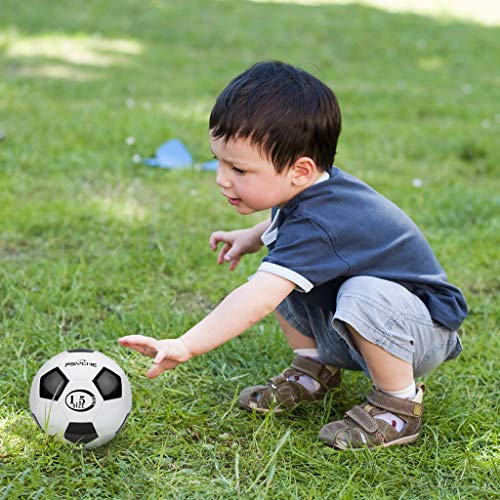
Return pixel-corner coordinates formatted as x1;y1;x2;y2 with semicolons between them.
290;157;318;186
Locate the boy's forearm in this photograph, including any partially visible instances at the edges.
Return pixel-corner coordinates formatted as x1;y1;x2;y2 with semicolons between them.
180;272;294;358
252;218;272;239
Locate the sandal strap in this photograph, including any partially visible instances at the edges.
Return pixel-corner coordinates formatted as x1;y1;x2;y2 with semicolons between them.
367;387;424;417
265;373;310;405
345;405;380;433
269;373;287;387
290;355;339;389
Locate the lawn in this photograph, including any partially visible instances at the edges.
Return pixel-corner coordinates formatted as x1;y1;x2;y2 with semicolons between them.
0;0;499;498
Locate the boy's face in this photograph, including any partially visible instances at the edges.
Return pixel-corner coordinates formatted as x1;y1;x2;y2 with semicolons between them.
210;134;298;215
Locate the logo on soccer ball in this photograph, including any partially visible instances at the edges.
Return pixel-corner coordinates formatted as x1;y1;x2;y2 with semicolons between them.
65;390;96;412
64;359;97;368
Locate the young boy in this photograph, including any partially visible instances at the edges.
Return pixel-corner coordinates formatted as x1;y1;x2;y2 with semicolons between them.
119;61;467;449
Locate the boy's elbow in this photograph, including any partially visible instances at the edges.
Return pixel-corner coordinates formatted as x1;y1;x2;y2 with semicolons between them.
244;272;295;317
259;298;279;319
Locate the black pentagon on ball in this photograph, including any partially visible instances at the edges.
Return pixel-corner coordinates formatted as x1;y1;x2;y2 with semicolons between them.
93;367;122;400
39;368;69;400
64;422;98;444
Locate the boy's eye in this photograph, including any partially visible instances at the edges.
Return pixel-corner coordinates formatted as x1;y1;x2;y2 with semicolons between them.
231;166;246;175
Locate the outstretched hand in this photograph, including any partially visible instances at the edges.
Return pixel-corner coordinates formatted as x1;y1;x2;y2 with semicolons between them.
118;335;191;378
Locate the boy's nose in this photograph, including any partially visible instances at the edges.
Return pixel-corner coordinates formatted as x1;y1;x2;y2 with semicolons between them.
216;166;231;188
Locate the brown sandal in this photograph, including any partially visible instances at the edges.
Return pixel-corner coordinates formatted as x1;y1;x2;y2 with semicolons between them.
238;355;341;413
318;383;426;449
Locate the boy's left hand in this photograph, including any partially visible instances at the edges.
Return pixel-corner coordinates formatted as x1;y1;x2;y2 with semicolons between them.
118;335;191;378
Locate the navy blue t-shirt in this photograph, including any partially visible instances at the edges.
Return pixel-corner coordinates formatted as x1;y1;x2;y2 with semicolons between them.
257;168;468;332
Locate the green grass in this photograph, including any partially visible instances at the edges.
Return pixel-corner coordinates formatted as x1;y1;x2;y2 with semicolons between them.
1;0;499;498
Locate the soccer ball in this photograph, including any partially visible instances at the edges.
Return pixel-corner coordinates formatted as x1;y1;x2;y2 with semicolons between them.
30;349;132;449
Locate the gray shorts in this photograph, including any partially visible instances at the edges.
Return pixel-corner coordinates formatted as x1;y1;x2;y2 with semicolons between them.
276;276;463;377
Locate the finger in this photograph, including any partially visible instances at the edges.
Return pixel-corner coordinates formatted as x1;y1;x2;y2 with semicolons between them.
153;345;171;364
217;243;231;265
134;345;158;358
146;364;165;379
229;256;241;271
146;359;180;378
118;335;158;347
118;341;156;357
118;336;159;358
209;231;225;251
224;243;242;263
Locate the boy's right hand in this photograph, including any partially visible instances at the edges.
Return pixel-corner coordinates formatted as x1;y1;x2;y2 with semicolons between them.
118;335;192;379
209;226;264;271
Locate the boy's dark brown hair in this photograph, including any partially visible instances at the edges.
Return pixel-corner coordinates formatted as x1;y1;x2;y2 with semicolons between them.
209;61;342;173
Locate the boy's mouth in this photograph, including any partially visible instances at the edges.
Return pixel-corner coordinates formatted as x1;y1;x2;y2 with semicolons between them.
222;192;241;205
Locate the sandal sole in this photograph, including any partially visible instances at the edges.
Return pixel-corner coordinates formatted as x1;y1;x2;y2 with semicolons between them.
323;432;421;450
239;401;286;414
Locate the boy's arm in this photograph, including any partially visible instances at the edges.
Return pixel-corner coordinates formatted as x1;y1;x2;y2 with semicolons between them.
181;270;292;356
119;271;295;378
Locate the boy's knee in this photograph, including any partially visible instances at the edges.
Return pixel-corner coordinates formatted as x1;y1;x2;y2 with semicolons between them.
333;275;462;376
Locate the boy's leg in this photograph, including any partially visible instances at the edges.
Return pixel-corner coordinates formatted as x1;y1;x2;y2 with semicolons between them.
274;295;362;371
319;275;462;449
346;324;416;432
275;310;329;393
346;324;414;392
238;302;343;413
275;310;317;350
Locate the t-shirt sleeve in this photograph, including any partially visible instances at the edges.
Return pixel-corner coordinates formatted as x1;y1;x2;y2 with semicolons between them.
257;214;350;292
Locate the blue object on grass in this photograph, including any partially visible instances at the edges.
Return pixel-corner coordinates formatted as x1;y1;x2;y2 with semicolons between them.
201;159;219;171
143;139;192;169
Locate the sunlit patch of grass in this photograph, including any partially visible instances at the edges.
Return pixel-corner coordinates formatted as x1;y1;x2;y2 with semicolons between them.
250;0;500;26
418;57;444;71
0;414;31;456
15;64;100;81
2;31;142;81
6;33;142;67
91;195;150;224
